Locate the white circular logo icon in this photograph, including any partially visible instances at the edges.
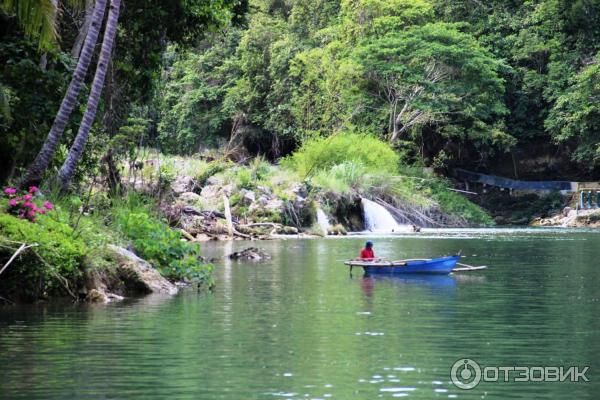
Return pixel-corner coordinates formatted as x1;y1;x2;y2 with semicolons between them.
450;358;482;389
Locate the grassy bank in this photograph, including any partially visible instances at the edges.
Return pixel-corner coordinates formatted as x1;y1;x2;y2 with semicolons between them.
0;189;212;303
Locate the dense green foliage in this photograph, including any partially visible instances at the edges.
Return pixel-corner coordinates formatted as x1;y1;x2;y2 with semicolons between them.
282;132;400;177
0;212;87;299
115;210;212;282
153;0;600;176
546;59;600;167
0;0;246;185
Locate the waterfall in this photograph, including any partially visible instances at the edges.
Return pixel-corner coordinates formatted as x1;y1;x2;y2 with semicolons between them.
316;207;331;235
361;198;411;232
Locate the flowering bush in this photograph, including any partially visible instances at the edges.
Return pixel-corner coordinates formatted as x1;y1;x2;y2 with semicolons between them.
3;186;53;222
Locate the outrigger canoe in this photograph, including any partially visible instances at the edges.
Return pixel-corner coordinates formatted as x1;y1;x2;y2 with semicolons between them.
344;255;460;275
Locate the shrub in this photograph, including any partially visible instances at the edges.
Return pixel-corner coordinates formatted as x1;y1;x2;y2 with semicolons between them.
282;132;400;177
0;212;87;300
249;156;271;180
115;210;212;282
234;167;253;189
195;160;233;185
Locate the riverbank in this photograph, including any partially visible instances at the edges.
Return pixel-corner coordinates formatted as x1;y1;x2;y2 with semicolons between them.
0;190;213;304
128;137;493;244
1;136;493;303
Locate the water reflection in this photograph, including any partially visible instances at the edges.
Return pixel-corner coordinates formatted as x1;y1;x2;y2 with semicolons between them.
2;231;600;399
359;275;457;301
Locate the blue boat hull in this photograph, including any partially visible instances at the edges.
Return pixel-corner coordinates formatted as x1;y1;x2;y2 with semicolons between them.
362;255;460;275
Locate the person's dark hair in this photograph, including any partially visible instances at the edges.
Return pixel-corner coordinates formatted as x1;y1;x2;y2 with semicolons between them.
366;241;373;248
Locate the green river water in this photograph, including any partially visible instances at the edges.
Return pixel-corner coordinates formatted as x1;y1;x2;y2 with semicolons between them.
1;229;599;399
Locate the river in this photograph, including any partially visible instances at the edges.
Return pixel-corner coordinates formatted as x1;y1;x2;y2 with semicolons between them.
1;229;599;399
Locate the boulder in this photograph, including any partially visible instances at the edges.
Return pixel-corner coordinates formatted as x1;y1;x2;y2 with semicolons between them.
228;247;270;261
256;185;272;196
172;175;194;195
86;288;109;303
200;183;234;208
291;183;308;199
206;175;225;186
277;226;299;235
240;190;256;206
265;199;284;211
181;215;206;235
257;195;269;206
327;224;347;235
221;183;234;197
107;245;178;295
563;206;573;217
200;184;220;200
179;191;202;205
195;233;212;242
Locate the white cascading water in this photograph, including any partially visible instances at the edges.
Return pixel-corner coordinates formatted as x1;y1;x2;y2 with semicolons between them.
316;208;331;235
361;198;411;232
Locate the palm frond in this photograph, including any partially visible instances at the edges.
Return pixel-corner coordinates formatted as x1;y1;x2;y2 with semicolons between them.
1;0;59;50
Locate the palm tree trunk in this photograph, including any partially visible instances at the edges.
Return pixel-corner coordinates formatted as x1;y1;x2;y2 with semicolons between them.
58;0;121;190
71;0;94;59
20;0;107;188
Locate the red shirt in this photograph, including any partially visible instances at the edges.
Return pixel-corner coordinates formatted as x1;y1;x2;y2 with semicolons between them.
360;248;375;259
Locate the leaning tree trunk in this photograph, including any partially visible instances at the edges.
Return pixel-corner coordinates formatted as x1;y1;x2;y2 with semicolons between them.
58;0;121;190
71;0;95;59
20;0;107;189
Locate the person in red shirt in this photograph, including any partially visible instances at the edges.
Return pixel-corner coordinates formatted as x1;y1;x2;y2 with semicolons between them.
359;241;375;260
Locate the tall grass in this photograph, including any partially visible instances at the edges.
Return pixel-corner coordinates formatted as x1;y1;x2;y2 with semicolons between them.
281;132;399;178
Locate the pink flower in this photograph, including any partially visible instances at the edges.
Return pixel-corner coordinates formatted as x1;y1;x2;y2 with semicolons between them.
27;210;36;218
23;194;32;201
4;187;16;195
37;209;46;215
23;202;33;209
43;201;53;210
8;199;17;207
28;186;39;193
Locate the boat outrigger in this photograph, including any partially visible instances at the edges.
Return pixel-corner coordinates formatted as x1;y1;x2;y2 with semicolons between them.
344;255;485;275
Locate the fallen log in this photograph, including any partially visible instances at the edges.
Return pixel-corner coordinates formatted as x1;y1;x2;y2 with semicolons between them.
180;229;196;241
233;229;252;239
182;206;239;223
244;222;281;228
